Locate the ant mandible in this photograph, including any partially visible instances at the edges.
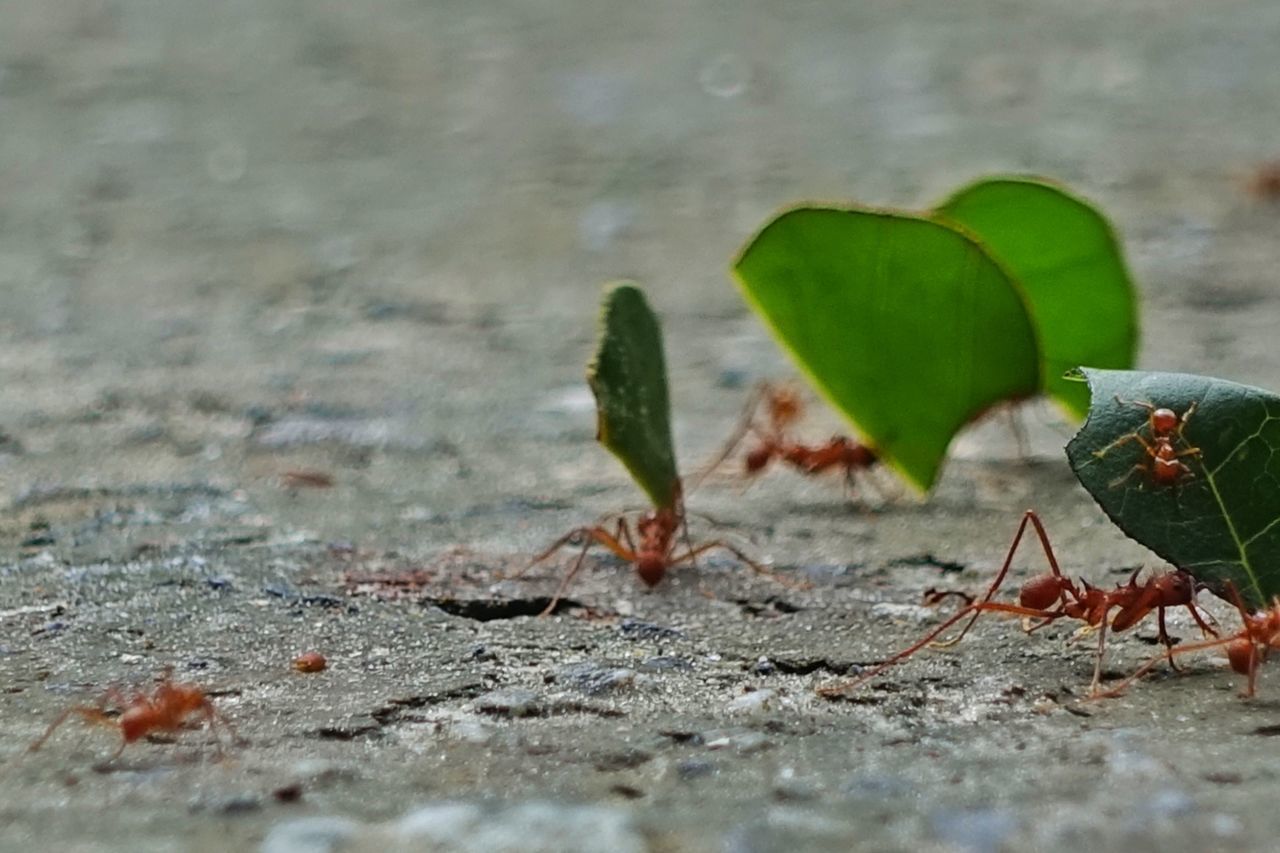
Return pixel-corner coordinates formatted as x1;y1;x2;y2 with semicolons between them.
817;510;1218;699
1105;398;1202;488
513;489;796;616
695;382;881;500
29;668;236;760
1097;582;1280;699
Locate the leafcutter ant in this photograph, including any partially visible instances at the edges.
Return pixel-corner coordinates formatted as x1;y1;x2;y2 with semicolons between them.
28;669;236;760
695;382;882;500
816;510;1217;699
1097;582;1280;699
513;488;794;616
1104;398;1201;488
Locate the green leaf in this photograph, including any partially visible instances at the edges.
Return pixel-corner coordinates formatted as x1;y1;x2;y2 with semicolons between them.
935;177;1138;418
1065;368;1280;610
733;207;1041;492
587;282;681;509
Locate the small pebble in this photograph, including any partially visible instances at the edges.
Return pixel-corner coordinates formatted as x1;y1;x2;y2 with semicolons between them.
725;688;777;715
677;758;716;780
555;661;635;695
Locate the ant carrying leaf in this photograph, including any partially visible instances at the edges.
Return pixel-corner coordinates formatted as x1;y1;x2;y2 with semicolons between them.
692;381;888;504
512;283;798;615
817;510;1217;700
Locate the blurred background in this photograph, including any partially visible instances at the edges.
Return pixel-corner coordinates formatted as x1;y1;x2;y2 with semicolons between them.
1;0;1278;542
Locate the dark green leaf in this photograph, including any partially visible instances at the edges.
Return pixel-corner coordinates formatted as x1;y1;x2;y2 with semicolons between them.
587;282;681;509
1066;368;1280;609
935;177;1138;418
733;206;1040;491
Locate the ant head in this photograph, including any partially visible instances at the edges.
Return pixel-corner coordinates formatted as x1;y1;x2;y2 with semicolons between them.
636;555;667;587
1227;638;1256;675
1019;573;1065;610
1150;408;1179;434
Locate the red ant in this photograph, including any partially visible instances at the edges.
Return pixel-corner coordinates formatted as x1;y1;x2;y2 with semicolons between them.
816;510;1217;699
1104;398;1201;488
696;383;881;499
1098;582;1280;699
513;491;794;616
28;669;235;760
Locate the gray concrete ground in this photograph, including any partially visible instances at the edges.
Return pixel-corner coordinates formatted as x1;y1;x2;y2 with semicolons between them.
3;1;1280;851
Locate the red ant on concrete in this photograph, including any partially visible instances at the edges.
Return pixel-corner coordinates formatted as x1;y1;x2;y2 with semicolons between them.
28;669;236;760
1104;398;1201;488
695;382;882;500
513;490;795;616
817;510;1217;699
1098;583;1280;699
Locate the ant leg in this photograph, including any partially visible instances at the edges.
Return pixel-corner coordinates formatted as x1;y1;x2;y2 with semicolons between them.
538;523;639;616
1088;619;1110;697
28;703;118;753
1177;400;1198;432
1113;396;1156;415
1108;463;1150;490
687;384;770;493
28;707;80;752
1005;406;1031;462
1155;606;1185;673
539;538;593;617
1091;627;1255;699
1095;429;1155;461
512;523;636;581
672;540;808;590
817;603;987;697
199;705;236;759
1183;599;1219;638
507;528;593;580
817;598;1065;698
933;510;1062;648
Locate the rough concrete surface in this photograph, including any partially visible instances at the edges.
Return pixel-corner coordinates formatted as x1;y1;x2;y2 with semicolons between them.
3;1;1280;851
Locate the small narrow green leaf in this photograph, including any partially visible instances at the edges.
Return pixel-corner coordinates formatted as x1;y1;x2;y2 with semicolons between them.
1066;368;1280;610
935;177;1138;418
733;206;1041;492
587;282;681;509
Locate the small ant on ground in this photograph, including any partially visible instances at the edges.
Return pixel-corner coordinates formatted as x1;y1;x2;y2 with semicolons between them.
1097;582;1280;699
1103;398;1201;488
816;510;1217;699
694;382;884;501
28;669;236;760
512;489;800;616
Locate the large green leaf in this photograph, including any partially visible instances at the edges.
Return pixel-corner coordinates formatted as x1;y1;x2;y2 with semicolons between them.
1066;368;1280;610
587;282;681;509
733;207;1041;491
935;177;1138;418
